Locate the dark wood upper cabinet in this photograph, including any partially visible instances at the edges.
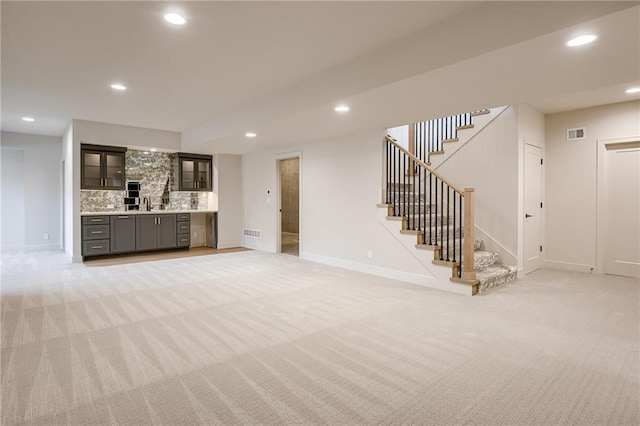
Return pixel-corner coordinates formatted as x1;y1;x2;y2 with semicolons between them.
81;144;127;190
172;153;212;191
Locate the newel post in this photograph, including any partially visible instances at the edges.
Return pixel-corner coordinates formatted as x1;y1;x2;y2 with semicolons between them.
462;188;477;282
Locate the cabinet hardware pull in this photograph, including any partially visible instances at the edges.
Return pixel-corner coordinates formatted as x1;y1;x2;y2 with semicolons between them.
91;245;103;249
90;231;103;234
181;239;187;242
118;216;128;219
90;219;102;222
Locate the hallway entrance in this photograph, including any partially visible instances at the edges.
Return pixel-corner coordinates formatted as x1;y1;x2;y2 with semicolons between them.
278;157;300;256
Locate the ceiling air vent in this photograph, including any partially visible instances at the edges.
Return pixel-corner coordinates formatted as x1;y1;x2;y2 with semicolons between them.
567;127;586;141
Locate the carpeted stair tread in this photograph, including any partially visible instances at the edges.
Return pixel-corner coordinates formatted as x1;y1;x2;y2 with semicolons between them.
476;264;518;293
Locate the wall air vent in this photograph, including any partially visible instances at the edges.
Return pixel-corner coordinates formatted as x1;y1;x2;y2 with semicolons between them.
567;127;586;141
243;229;261;239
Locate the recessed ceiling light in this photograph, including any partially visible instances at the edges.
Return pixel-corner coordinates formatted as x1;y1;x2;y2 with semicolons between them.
22;117;35;122
245;132;257;138
150;148;157;152
625;87;640;94
566;34;597;47
110;83;127;91
164;13;186;25
334;105;350;113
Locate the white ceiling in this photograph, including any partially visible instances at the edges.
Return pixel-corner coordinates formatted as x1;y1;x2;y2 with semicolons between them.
2;1;639;154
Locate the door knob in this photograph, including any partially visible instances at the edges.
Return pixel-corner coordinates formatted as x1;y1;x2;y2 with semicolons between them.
525;213;533;218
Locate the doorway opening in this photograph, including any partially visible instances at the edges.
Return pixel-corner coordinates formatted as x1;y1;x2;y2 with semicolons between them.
278;157;300;256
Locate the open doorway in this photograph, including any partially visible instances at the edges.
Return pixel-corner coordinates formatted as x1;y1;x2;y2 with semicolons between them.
278;157;299;256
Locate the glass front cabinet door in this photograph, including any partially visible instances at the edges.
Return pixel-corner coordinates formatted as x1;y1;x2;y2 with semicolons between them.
172;153;213;191
81;144;126;190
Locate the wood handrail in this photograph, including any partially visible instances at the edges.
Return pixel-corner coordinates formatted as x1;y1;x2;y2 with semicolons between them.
385;135;465;195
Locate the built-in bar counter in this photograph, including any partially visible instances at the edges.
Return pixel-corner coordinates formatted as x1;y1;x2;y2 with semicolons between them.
80;210;217;258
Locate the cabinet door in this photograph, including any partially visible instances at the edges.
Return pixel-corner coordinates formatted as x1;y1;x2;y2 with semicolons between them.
157;214;177;249
82;150;103;189
195;160;211;190
103;152;125;190
135;215;158;251
180;159;195;190
110;215;136;253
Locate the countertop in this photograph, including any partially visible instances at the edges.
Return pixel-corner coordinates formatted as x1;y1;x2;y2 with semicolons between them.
81;210;217;216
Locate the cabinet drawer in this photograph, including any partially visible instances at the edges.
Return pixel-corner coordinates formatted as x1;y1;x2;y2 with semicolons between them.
82;224;110;240
83;239;110;256
82;216;110;225
177;234;190;247
177;213;191;221
177;221;191;234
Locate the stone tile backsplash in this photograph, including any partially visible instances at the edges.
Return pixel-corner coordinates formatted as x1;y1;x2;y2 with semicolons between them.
81;149;211;212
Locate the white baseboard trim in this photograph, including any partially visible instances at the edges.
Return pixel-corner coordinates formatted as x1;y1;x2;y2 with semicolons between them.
217;240;243;250
300;251;471;296
241;238;276;253
544;260;595;274
1;243;61;253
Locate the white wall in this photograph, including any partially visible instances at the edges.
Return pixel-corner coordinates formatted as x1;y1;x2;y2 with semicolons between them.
545;100;640;272
516;103;546;274
241;129;439;281
215;154;243;248
73;119;181;152
1;132;62;250
61;125;77;259
436;106;520;264
1;148;25;249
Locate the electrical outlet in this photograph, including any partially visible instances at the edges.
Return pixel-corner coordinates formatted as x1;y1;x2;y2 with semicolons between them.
194;231;198;238
367;250;373;259
43;233;49;240
107;204;114;209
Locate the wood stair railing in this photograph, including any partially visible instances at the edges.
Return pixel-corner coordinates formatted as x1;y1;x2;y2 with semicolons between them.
383;135;479;294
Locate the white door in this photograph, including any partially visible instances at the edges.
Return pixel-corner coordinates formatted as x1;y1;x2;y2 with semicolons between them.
524;144;543;274
604;144;640;278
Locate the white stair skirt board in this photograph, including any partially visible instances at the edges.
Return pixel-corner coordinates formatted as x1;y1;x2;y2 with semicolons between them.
377;207;473;295
430;106;509;170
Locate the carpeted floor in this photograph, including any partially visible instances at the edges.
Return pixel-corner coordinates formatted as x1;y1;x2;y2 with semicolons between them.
1;250;638;425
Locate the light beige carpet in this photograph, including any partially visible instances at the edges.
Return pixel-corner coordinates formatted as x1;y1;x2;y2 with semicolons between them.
1;250;638;425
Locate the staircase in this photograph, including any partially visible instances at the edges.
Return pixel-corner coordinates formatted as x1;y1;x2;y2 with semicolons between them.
379;109;517;295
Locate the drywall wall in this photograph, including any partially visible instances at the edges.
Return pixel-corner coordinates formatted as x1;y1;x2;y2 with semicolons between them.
1;148;25;249
516;103;546;274
436;106;520;263
1;132;62;250
545;100;640;272
215;154;243;248
241;129;440;281
62;124;78;259
73;120;181;151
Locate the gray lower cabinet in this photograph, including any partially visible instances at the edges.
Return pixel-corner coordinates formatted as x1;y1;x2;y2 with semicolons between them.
135;214;176;251
82;215;110;256
177;213;191;248
110;215;136;253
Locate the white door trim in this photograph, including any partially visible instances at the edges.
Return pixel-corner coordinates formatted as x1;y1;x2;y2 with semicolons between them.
596;136;640;275
275;151;302;254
